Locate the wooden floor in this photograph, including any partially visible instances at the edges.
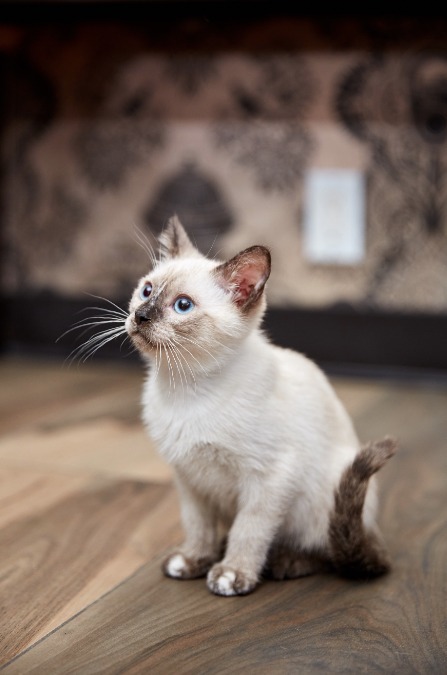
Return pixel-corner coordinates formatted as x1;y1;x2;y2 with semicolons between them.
0;355;446;674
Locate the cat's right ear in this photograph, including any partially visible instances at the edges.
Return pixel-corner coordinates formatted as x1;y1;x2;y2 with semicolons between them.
159;215;200;260
214;245;271;312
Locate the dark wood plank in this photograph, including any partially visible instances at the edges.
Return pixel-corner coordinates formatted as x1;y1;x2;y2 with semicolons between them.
0;479;179;666
2;427;446;674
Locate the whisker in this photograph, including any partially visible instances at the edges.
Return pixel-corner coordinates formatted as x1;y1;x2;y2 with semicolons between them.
166;342;185;395
83;293;128;317
150;342;160;383
163;342;175;394
167;339;190;393
119;334;131;351
65;325;126;364
165;342;181;387
172;342;188;393
170;336;206;378
120;336;138;358
210;247;224;261
67;325;125;358
177;335;222;370
58;291;130;365
205;233;219;259
152;343;161;383
158;219;170;263
133;225;158;268
57;317;126;342
77;305;129;318
70;317;126;328
82;326;126;356
156;342;163;382
170;338;197;390
78;330;127;363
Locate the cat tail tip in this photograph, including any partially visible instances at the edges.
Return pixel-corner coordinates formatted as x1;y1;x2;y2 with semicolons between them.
353;436;398;480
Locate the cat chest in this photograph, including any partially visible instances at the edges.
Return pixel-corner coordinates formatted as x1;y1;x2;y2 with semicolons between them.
142;382;277;479
176;442;240;517
151;414;240;471
146;405;243;501
145;394;239;458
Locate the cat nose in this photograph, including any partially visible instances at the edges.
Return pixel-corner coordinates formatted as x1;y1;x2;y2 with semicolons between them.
135;308;150;325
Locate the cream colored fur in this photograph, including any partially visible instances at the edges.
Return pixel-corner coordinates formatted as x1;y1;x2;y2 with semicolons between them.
126;217;380;596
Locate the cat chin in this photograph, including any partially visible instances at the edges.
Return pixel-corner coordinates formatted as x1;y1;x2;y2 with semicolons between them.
128;330;157;354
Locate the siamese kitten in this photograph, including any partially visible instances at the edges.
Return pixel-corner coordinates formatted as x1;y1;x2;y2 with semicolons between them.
126;216;397;597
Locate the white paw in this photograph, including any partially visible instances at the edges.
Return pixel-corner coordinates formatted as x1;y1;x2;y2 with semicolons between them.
165;553;188;578
207;564;257;597
162;552;214;579
210;569;238;596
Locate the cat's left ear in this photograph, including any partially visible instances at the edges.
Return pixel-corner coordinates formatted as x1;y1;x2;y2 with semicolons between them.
215;245;271;311
159;214;200;259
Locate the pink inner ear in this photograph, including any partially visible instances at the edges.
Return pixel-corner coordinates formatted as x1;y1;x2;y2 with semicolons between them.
233;263;265;305
234;279;254;304
215;245;270;309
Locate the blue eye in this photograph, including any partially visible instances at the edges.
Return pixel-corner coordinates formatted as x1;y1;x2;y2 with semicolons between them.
140;282;152;300
173;296;194;314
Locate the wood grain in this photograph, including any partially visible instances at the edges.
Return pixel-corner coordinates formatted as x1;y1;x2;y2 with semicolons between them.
3;473;446;675
0;479;179;665
0;357;143;435
0;419;172;483
0;356;446;673
0;467;87;529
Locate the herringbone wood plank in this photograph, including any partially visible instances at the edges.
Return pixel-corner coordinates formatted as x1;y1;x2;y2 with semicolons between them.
0;356;445;673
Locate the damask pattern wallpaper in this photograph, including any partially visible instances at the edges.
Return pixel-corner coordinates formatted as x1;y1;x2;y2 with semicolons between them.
1;17;447;314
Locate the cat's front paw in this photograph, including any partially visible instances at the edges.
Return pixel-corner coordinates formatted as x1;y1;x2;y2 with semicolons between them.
206;564;257;596
162;552;214;580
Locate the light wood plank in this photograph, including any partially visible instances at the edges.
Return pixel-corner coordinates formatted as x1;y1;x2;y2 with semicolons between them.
0;419;172;483
0;356;143;435
0;466;88;529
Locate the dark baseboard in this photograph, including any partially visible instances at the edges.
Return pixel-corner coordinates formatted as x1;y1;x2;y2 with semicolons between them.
2;292;447;380
264;307;447;382
264;307;447;371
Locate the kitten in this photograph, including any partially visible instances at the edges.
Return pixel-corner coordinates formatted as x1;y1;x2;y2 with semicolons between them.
126;215;397;596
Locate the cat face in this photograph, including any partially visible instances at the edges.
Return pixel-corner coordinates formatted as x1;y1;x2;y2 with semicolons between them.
126;216;271;374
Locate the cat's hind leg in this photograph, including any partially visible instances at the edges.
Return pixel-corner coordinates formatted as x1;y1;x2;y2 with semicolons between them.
264;545;328;580
328;436;397;579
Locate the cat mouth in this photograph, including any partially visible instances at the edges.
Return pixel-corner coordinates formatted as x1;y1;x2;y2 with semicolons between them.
128;326;158;351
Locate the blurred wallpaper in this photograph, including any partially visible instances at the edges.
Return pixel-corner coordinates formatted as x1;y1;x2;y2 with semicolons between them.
1;16;447;314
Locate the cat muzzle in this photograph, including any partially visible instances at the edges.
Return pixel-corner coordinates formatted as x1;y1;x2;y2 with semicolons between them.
134;303;162;326
135;308;150;325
